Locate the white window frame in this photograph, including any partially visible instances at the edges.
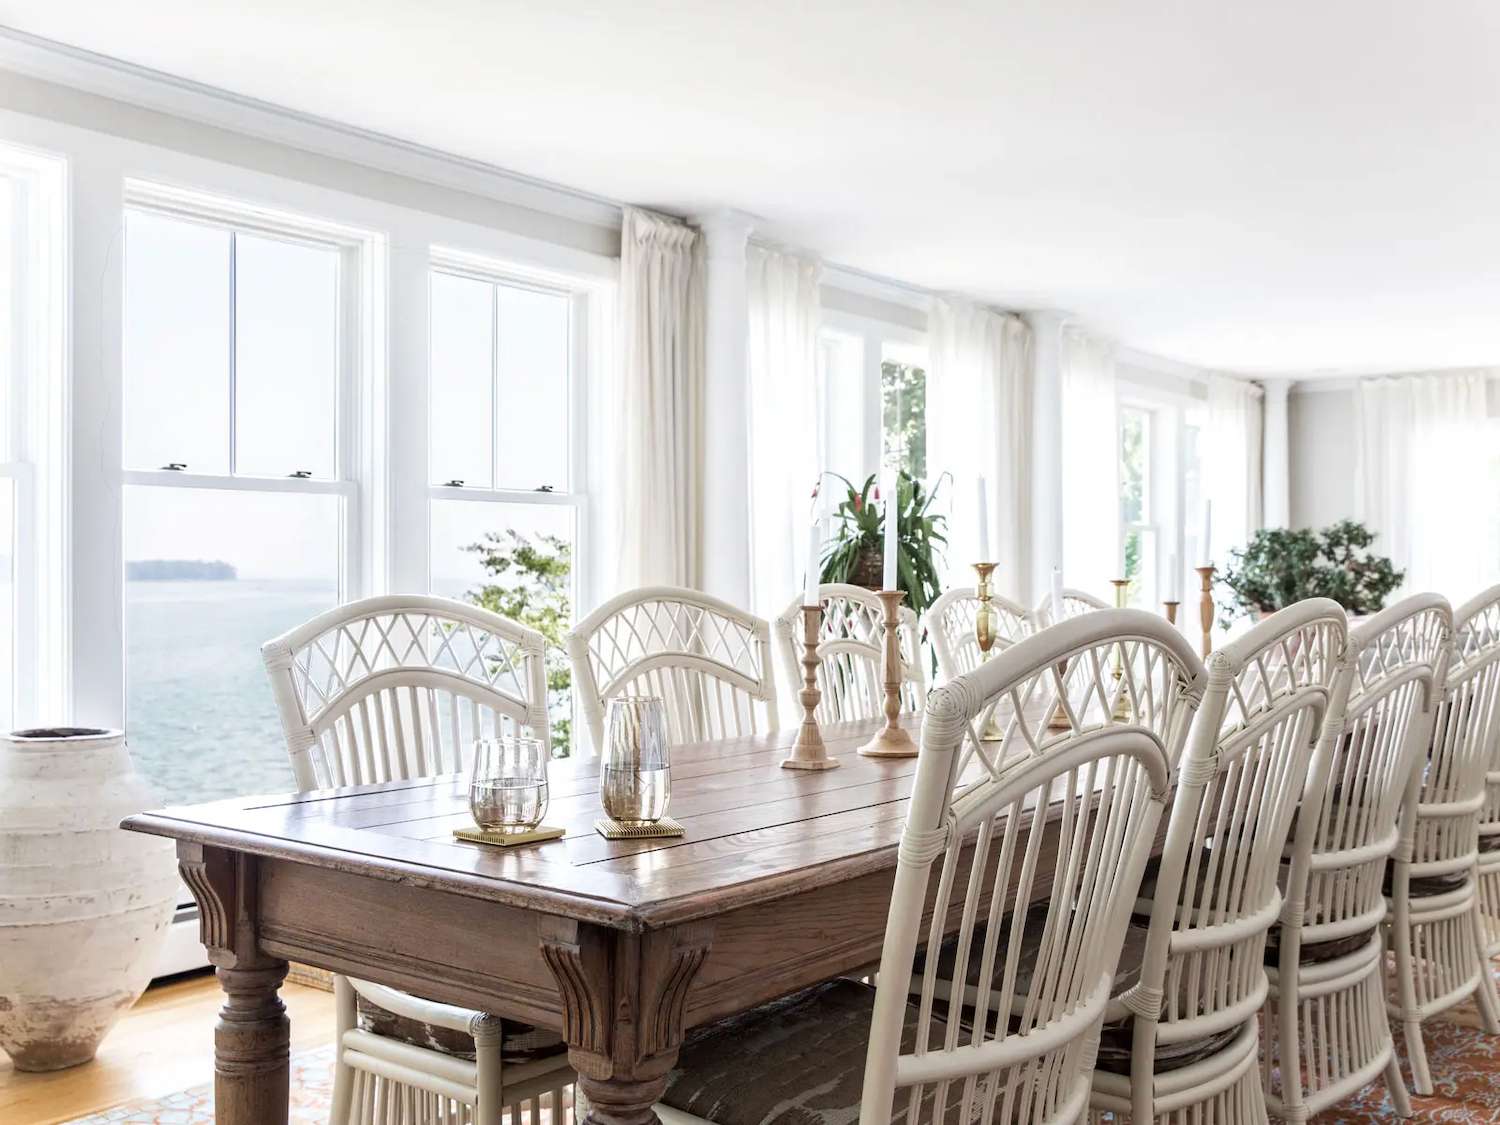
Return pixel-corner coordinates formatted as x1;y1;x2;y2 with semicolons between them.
819;309;928;490
425;246;594;613
0;143;66;726
119;180;384;608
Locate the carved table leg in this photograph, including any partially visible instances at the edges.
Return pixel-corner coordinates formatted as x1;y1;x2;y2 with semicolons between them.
215;960;290;1122
540;918;713;1125
177;841;290;1124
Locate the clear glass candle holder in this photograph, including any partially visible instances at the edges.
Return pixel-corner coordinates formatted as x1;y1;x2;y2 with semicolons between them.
601;696;671;824
469;734;549;833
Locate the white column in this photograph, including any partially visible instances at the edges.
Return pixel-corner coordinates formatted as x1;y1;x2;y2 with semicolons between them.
1024;311;1067;605
1262;377;1292;528
385;223;430;595
70;156;126;727
693;209;755;606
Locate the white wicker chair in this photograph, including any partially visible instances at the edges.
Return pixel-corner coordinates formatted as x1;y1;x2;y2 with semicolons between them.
922;585;1031;685
1030;587;1112;629
1386;588;1500;1095
262;595;572;1125
771;584;923;724
654;610;1204;1125
1088;599;1348;1124
567;586;779;754
1264;594;1451;1121
1458;585;1500;959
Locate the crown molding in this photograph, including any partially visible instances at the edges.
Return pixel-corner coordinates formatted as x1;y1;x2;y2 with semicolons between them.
0;24;623;232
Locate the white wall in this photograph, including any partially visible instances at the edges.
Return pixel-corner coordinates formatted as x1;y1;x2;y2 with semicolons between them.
1289;383;1358;530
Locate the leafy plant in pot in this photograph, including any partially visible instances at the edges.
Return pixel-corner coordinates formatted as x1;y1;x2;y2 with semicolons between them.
1217;520;1404;627
818;471;948;619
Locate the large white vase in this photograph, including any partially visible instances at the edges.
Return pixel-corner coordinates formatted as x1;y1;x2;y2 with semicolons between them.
0;727;178;1071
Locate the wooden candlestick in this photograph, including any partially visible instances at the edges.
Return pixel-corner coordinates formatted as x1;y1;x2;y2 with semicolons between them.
1163;600;1180;626
1196;565;1216;657
858;590;917;758
783;604;840;770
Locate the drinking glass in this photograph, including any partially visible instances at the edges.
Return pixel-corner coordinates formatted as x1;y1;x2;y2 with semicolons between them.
601;696;671;824
469;735;549;833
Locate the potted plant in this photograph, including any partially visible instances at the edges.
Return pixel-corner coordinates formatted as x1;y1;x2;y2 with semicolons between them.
1218;520;1404;626
819;471;948;619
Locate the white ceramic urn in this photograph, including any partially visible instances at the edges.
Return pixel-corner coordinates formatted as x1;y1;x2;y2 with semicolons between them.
0;727;178;1071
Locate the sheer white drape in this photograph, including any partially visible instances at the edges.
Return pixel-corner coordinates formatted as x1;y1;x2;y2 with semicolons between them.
615;207;704;589
1203;374;1264;563
1059;327;1117;593
928;299;1033;599
746;244;821;617
1357;370;1498;596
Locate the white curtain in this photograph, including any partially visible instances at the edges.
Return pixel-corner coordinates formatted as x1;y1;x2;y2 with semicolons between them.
927;299;1033;599
1059;327;1118;593
1356;370;1497;598
1203;374;1264;564
615;207;704;589
746;244;822;618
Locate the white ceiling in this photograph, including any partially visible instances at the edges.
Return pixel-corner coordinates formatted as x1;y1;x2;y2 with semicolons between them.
4;0;1500;376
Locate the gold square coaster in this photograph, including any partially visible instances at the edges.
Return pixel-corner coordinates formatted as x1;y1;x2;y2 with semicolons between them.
594;816;686;840
453;824;565;848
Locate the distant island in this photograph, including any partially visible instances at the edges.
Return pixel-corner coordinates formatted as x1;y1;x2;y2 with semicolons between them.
126;559;238;581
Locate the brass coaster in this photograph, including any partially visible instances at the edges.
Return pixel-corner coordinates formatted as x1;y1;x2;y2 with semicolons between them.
453;824;565;848
594;816;685;840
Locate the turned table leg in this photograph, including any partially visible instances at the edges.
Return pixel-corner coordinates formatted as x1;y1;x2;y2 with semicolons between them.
540;918;713;1125
215;960;290;1122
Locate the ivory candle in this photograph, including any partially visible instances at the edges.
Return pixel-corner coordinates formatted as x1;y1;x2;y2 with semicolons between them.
805;519;822;607
976;476;990;562
1201;500;1214;566
883;471;899;591
1167;551;1179;601
1050;567;1064;623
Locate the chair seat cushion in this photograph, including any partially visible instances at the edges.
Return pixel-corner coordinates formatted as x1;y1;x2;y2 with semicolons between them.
1263;924;1377;966
661;978;966;1125
1383;860;1470;898
354;990;566;1065
1094;1016;1240;1075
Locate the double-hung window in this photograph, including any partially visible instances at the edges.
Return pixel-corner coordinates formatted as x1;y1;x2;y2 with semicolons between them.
121;185;374;804
817;312;929;492
427;252;586;754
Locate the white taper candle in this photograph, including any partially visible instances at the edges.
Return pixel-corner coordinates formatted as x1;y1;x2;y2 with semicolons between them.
882;471;899;591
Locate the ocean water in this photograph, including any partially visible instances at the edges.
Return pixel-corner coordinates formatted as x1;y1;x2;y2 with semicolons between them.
125;579;337;807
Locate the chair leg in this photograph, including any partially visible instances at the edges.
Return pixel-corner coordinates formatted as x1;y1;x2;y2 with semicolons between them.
330;974;356;1125
472;1015;504;1125
1470;905;1500;1033
1385;1054;1413;1119
1404;1017;1433;1097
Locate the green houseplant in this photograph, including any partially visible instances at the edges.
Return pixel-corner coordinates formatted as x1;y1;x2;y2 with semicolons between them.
1218;520;1403;626
818;471;948;619
464;530;574;756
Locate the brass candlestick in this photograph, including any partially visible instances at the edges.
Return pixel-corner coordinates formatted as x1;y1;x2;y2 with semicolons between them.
1109;579;1132;720
783;604;840;771
973;563;1003;741
858;590;918;758
1163;600;1180;625
1196;565;1216;657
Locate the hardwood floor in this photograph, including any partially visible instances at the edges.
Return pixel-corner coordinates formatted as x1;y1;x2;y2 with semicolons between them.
0;970;335;1125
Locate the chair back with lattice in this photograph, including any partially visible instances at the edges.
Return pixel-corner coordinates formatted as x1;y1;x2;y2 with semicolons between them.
1401;589;1500;882
1030;587;1111;630
567;586;778;753
772;584;923;724
262;595;550;792
1126;600;1346;1077
1455;586;1500;857
860;610;1205;1125
923;586;1031;686
1282;595;1449;960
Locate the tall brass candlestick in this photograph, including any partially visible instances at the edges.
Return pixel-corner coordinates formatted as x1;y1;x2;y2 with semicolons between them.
973;563;1003;741
783;604;840;771
1196;565;1216;657
1109;578;1132;720
858;590;918;758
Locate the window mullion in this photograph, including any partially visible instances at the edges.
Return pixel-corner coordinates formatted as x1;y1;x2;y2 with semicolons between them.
491;281;500;492
227;229;238;476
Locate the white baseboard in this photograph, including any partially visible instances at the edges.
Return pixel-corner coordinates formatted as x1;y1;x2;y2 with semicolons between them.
152;905;210;979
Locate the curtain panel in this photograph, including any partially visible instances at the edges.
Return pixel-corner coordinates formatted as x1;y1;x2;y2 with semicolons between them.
1059;327;1118;595
1356;370;1498;598
1203;374;1265;565
928;299;1033;600
614;207;705;590
746;244;822;618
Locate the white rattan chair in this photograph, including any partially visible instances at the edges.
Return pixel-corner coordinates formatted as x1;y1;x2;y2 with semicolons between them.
1386;588;1500;1095
1458;585;1500;960
655;610;1205;1125
567;586;779;754
1088;599;1348;1124
772;584;923;723
262;595;573;1125
1264;594;1451;1121
1031;587;1112;629
922;585;1031;685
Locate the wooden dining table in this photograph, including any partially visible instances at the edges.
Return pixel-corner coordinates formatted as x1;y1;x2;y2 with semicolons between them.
122;715;1071;1125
